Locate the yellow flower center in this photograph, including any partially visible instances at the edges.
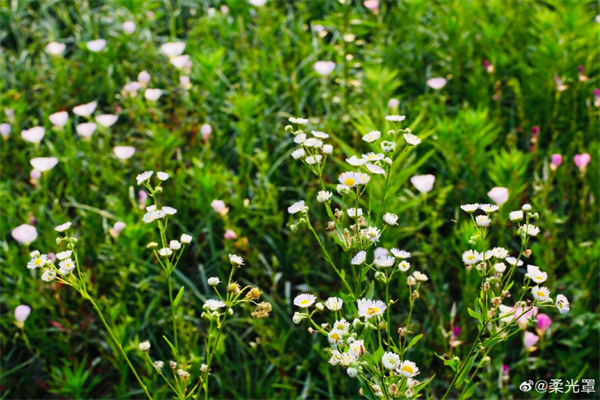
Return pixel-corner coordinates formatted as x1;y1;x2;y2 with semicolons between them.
535;276;543;281
34;259;43;266
300;299;310;305
558;303;563;309
536;291;545;298
344;178;355;186
331;333;340;341
366;307;379;315
402;365;414;374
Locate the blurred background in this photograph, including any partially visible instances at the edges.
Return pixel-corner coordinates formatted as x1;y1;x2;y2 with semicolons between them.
1;0;598;398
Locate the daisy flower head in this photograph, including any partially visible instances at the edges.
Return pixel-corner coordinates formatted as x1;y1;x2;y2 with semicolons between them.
303;138;323;148
329;350;343;366
505;257;523;266
362;152;385;162
136;171;154;185
361;226;381;243
139;341;151;351
293;133;307;144
523;224;540;236
162;206;177;215
347;208;363;218
291;148;305;159
325;297;343;311
305;155;322;165
27;253;48;269
492;247;509;259
509;210;524;221
327;329;344;345
365;163;385;175
346;155;366;167
398;260;411;272
385;115;406;122
555;294;570;315
475;215;491;227
382;352;400;370
180;234;192;244
526;266;547;283
333;318;350;332
374;255;395;268
229;254;244;266
479;204;499;214
157;171;169;181
323;144;333;154
362;131;381;143
522;204;532;211
54;222;71;233
462;250;481;265
204;299;226;311
169;240;181;250
460;204;479;213
357;298;386;319
383;212;398;225
207;277;220;286
294;293;317;308
289;117;309;125
56;250;72;261
348;340;366;358
154;361;164;370
532;286;551;302
338;171;363;188
403;133;421;146
59;258;75;272
494;262;507;273
158;248;173;257
42;269;57;282
413;271;428;282
288;200;308;214
351;251;367;265
398;360;420;377
311;130;329;139
317;191;332;203
391;248;411;259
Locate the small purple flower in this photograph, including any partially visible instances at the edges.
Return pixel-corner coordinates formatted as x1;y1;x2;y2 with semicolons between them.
551;154;562;167
532;126;539;136
48;253;56;262
483;60;490;68
578;65;584;74
594;88;600;98
451;326;461;340
536;313;552;331
524;331;539;350
503;365;509;375
138;190;148;207
574;153;591;171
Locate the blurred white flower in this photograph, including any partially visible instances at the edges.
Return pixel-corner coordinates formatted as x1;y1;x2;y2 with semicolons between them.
113;146;136;160
144;89;163;101
288;200;307;214
208;277;220;286
351;250;367;265
73;101;97;117
14;305;31;323
388;98;400;109
136;170;153;185
95;114;119;127
30;169;41;181
249;0;267;6
30;157;58;172
362;131;381;142
49;111;69;127
138;70;151;84
314;61;336;76
86;39;107;52
410;174;435;193
294;294;316;308
76;122;97;139
139;341;151;351
317;190;332;203
181;234;192;244
404;133;421;146
122;21;136;34
55;222;72;232
357;298;386;319
427;77;447;90
385;115;406;122
488;187;509;206
161;42;186;57
391;248;411;259
476;215;491;227
324;297;343;311
1;123;10;138
21;127;45;144
201;123;212;140
383;212;398;225
12;224;38;244
46;42;66;56
157;171;169;181
509;210;523;221
364;0;379;13
180;75;192;90
289;117;308;125
169;55;190;69
123;81;142;94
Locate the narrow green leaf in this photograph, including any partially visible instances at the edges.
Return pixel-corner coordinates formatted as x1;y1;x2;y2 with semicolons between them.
406;333;424;350
173;286;185;308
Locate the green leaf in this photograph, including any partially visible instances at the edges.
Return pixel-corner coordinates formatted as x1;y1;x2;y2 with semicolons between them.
461;382;479;399
435;353;459;372
173;286;185;308
162;335;178;358
467;308;482;323
405;334;424;350
372;345;385;363
455;355;476;387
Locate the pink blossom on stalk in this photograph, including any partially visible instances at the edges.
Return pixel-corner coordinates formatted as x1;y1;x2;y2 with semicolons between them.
594;89;600;107
503;365;509;375
426;77;447;90
314;61;336;76
224;229;238;240
483;60;494;73
14;305;31;327
451;326;461;340
388;98;399;109
363;0;379;14
551;154;562;168
515;305;538;328
487;187;509;206
574;153;591;172
138;190;148;209
578;65;588;81
211;199;228;216
536;313;552;331
201;124;212;141
11;224;37;245
554;76;568;92
524;331;539;350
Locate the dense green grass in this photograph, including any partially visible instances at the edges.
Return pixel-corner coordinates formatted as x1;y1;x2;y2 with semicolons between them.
1;0;599;399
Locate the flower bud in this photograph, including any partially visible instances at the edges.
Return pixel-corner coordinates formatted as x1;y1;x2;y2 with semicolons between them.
316;303;324;311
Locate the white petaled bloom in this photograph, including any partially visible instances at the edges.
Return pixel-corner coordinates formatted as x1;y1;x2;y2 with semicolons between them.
303;138;323;148
229;254;244;266
475;215;491;227
1;123;10;138
351;251;367;265
139;341;151;351
339;353;357;368
208;277;220;286
333;318;350;333
505;257;523;266
327;329;344;345
383;213;398;225
362;152;385;162
555;294;570;315
337;184;351;195
522;204;532;211
153;361;164;370
346;156;366;166
532;286;551;302
144;89;163;101
86;39;107;52
374;255;395;268
55;222;72;232
509;210;524;221
382;352;401;370
494;262;506;273
338;172;362;188
294;294;317;308
123;82;142;94
391;248;411;259
460;204;480;213
113;146;136;160
413;271;428;281
426;77;447;89
169;240;181;250
157;171;169;181
123;21;136;34
288;200;307;214
324;297;343;311
492;247;509;259
12;224;38;244
524;224;540;236
526;266;547;283
317;191;332;203
200;364;208;373
462;250;480;265
410;174;435;193
357;299;386;319
177;369;190;379
403;133;421;146
398;260;411;272
291;148;305;159
479;204;499;214
362;131;381;142
362;226;381;243
46;41;66;56
73;101;97;116
311;130;329;139
49;111;69;127
398;360;420;377
323;144;333;154
329;350;343;365
59;258;76;272
294;134;306;144
314;61;336;76
76;123;97;139
21;126;45;143
56;250;72;261
95;114;119;127
289;117;309;125
138;70;151;83
180;234;192;244
42;269;57;282
385;115;406;123
305;155;322;165
365;163;385;175
161;42;186;57
169;55;190;69
204;299;226;311
136;171;154;185
347;208;363;218
488;187;509;206
27;254;48;269
30;157;58;172
158;248;173;257
348;340;366;358
169;361;177;369
142;210;166;223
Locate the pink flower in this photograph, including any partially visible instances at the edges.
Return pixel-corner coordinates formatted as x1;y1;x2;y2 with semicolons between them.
524;331;539;350
410;174;435;194
515;305;538;328
363;0;379;13
201;124;212;141
211;199;228;216
487;187;509;206
536;313;552;331
15;305;31;327
138;190;148;209
574;153;590;171
224;229;238;240
388;98;399;109
551;154;562;167
426;77;447;90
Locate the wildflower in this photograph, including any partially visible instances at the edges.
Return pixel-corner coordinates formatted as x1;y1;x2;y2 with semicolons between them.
245;287;262;300
12;224;38;245
153;361;164;370
294;294;316;308
347;208;363;218
158;248;173;257
357;298;386;319
328;350;343;365
169;361;177;369
410;174;435;193
352;251;367;265
303;138;322;148
374;255;395;268
403;133;421;146
49;111;69;127
325;297;343;311
139;341;151;351
487;187;509;206
398;260;411;272
169;240;181;250
0;123;10;138
509;210;523;221
526;265;547;283
385;115;406;122
21;126;45;144
348;340;366;357
361;226;381;243
550;154;562;170
328;329;344;345
479;204;499;214
204;299;226;311
536;313;552;331
113;146;136;160
555;294;570;315
388;98;399;108
522;204;532;211
58;259;76;273
178;234;192;245
42;269;57;282
56;250;72;261
27;253;47;269
462;250;480;265
317;191;332;203
475;215;491;227
505;257;523;266
523;224;540;236
177;369;190;379
29;157;58;173
144;89;163;101
365;163;385;174
289;117;309;125
161;42;186;57
398;360;420;377
382;352;400;370
14;305;31;327
86;39;106;52
305;155;322;164
340;353;357;367
362;152;384;162
391;248;411;259
314;61;336;76
55;222;72;232
138;70;151;84
46;42;66;56
95;114;118;128
169;55;189;69
362;131;381;142
413;271;428;281
224;229;238;240
122;21;136;34
136;171;153;185
291;148;305;159
251;301;272;319
323;144;333;154
532;286;551;302
206;277;220;287
494;262;506;273
491;247;508;259
229;254;244;266
162;206;177;215
383;213;398;225
337;184;351;194
460;204;479;213
524;331;539;350
294;135;306;145
200;363;208;373
426;77;447;90
575;153;592;173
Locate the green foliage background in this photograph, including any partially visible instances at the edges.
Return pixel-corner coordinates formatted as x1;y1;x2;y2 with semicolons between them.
1;0;598;399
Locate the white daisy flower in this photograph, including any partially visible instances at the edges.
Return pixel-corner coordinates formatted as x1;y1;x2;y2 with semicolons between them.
526;266;547;283
357;298;386;319
374;255;395;268
139;341;151;351
385;115;406;122
21;126;45;143
348;340;366;358
398;260;411;272
479;204;499;213
86;39;106;52
413;271;428;281
317;191;332;203
204;299;226;311
162;206;177;215
509;210;524;221
56;250;72;261
157;171;169;181
294;293;317;308
95;114;119;127
136;171;154;185
27;254;48;269
555;294;570;315
391;248;411;259
46;42;66;56
305;155;322;164
42;269;57;282
347;208;363;218
492;247;509;259
505;257;523;266
327;329;344;345
161;42;186;57
169;240;181;250
288;200;307;214
73;101;97;116
398;360;420;377
158;248;173;257
229;254;244;265
494;263;507;273
324;297;343;311
329;350;343;365
365;163;385;175
460;204;480;213
49;111;69;127
403;133;421;146
462;250;480;265
523;224;540;236
293;134;307;145
351;251;367;265
383;213;398;225
333;318;350;332
289;117;309;125
144;89;163;101
153;361;164;370
207;277;220;286
362;131;381;142
532;286;551;302
475;215;491;227
55;222;72;232
311;130;329;138
362;152;385;162
339;353;357;367
113;146;136;160
303;138;323;148
180;234;192;244
382;352;400;370
291;148;305;159
339;172;362;188
58;258;76;273
347;155;365;166
323;144;333;154
361;226;381;243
